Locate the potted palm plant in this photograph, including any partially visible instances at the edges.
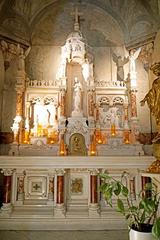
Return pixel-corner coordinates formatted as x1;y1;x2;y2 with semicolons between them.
99;172;160;240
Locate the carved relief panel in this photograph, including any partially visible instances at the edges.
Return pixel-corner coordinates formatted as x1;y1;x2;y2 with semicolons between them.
66;169;89;209
24;171;49;201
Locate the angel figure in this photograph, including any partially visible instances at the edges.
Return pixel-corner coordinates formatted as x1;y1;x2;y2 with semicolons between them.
129;47;141;74
16;44;31;71
82;59;90;82
112;52;129;82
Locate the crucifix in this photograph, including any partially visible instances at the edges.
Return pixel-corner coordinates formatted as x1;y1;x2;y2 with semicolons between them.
71;6;83;31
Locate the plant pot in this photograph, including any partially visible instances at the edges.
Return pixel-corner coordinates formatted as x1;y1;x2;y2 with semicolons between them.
129;228;154;240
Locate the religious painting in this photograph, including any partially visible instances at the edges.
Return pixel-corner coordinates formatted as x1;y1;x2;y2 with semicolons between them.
71;177;83;194
69;133;87;156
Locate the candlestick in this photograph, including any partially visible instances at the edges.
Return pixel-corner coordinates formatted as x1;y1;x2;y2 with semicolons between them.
111;124;116;136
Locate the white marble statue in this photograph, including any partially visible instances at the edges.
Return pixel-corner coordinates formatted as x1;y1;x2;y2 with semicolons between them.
17;44;31;71
129;47;141;74
111;107;120;128
82;59;90;82
112;52;129;82
73;77;82;113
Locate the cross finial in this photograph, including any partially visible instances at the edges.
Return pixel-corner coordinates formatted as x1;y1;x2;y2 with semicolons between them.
71;6;83;31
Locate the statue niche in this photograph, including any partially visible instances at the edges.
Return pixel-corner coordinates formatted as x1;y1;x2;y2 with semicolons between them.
69;133;87;156
66;63;85;117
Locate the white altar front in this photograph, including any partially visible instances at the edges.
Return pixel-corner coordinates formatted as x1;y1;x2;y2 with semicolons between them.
0;155;155;230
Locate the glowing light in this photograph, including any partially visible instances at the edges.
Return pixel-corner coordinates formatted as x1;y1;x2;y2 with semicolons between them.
96;129;103;144
90;143;96;155
89;135;96;156
37;123;43;137
111;124;116;137
59;138;66;156
124;131;130;144
23;130;30;144
14;115;22;122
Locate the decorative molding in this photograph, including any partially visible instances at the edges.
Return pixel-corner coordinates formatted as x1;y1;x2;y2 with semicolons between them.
1;168;14;176
55;169;65;176
88;169;99;175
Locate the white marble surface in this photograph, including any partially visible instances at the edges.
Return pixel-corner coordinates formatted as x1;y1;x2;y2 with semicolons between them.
0;155;155;231
0;230;128;240
0;155;155;169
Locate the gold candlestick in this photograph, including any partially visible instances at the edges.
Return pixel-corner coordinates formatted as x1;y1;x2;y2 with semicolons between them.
96;129;103;144
111;124;116;136
59;138;66;156
124;131;130;144
89;135;96;156
23;130;30;144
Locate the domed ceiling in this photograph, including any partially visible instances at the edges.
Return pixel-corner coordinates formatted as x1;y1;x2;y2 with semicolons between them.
0;0;159;47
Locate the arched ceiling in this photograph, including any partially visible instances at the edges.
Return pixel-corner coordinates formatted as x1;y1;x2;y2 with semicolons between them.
0;0;159;47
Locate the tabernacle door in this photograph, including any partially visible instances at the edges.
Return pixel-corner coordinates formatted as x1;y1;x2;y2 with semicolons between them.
69;133;87;156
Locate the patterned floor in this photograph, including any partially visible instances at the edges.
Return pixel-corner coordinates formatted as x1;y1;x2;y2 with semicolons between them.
0;230;128;240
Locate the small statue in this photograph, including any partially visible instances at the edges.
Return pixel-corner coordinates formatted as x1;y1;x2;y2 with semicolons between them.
16;44;31;71
82;59;90;82
129;48;141;74
73;77;82;113
108;106;120;128
112;52;129;82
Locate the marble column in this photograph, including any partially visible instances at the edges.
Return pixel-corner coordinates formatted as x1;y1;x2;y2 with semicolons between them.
0;41;17;133
88;90;95;130
59;133;66;156
88;169;100;217
24;102;30;144
90;174;98;204
60;89;65;118
11;45;26;144
47;172;55;206
88;90;95;118
123;100;130;144
141;176;151;198
16;170;25;205
1;169;14;214
11;82;25;144
130;89;139;143
54;169;65;217
129;175;136;200
130;90;137;118
57;175;64;204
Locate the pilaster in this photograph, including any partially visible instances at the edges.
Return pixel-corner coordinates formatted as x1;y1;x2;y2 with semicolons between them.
54;169;66;218
88;169;100;217
0;169;14;215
